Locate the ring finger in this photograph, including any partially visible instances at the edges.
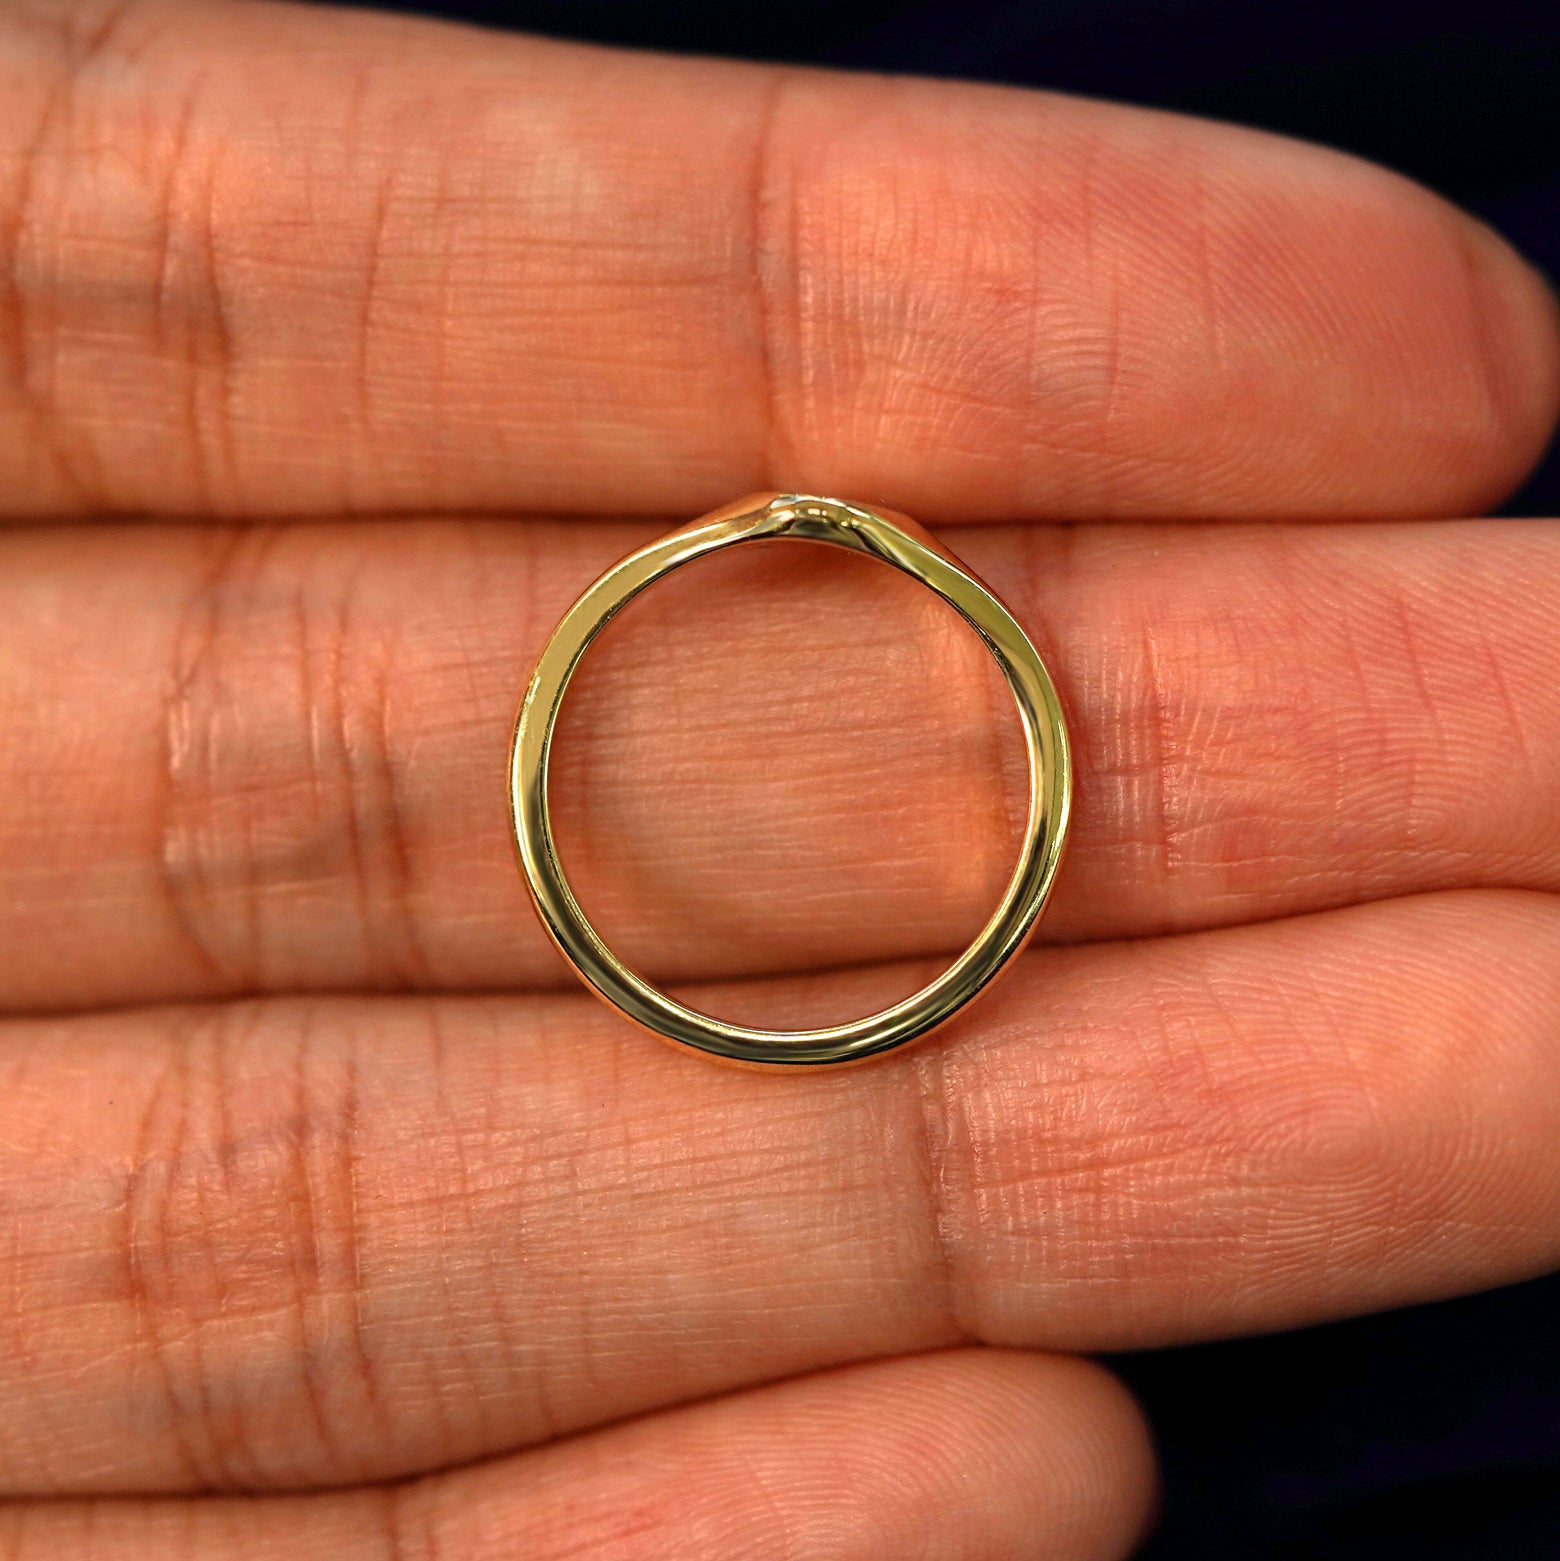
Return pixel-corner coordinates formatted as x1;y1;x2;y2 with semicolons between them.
3;888;1557;1491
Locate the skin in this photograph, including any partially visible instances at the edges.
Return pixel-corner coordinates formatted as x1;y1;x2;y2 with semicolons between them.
2;0;1559;1554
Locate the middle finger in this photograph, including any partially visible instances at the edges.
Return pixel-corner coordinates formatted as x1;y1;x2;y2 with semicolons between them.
1;515;1558;1009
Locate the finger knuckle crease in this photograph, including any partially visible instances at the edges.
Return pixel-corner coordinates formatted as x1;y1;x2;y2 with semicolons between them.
5;0;241;512
159;532;423;994
120;1005;385;1486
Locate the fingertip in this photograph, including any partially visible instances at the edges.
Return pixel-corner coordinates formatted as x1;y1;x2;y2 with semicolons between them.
822;1349;1161;1561
976;1350;1163;1561
1453;217;1560;511
518;1347;1164;1561
762;80;1560;521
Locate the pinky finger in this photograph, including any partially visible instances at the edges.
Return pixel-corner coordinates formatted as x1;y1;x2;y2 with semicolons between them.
0;1350;1155;1561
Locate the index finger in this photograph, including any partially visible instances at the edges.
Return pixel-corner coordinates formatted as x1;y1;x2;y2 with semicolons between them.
3;0;1555;521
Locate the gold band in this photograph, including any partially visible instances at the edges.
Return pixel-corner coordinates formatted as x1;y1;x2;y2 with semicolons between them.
509;493;1071;1069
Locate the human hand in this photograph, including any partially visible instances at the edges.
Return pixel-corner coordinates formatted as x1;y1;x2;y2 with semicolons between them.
3;2;1559;1556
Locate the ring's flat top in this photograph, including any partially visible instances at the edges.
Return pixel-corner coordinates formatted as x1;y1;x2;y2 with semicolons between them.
509;493;1071;1068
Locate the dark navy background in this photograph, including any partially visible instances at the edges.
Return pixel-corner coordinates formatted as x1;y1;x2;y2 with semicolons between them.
325;2;1560;1554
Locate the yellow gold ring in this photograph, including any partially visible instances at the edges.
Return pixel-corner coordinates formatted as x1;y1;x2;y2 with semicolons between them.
509;493;1072;1069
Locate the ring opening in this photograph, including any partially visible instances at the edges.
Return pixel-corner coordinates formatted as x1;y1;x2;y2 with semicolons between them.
545;535;1029;1032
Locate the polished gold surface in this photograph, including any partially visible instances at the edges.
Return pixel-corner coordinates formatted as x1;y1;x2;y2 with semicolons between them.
509;493;1071;1069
